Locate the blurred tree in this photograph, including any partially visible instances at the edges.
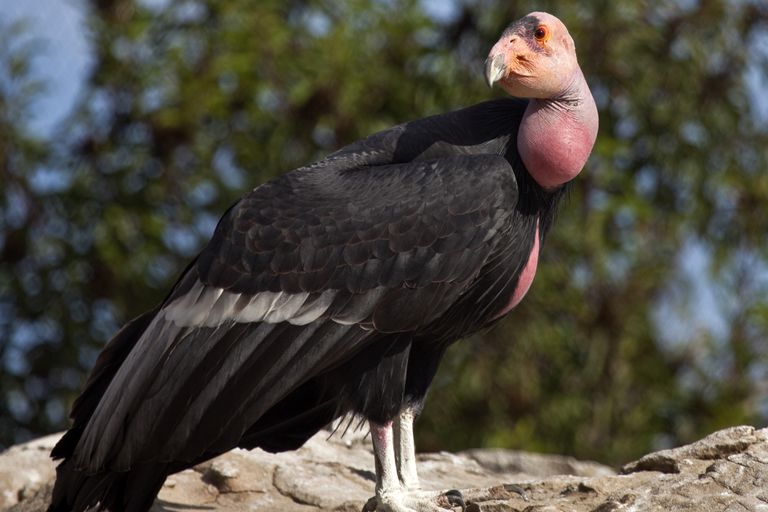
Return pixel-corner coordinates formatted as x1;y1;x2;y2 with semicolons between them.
0;0;767;465
0;19;52;446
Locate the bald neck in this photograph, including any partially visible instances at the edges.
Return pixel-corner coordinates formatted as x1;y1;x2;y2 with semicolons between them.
518;68;598;189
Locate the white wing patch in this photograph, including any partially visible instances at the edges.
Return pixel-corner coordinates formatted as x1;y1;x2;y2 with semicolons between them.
163;280;338;327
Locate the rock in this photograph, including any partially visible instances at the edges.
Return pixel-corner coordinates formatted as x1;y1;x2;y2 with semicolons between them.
463;448;615;478
2;425;767;511
0;434;59;510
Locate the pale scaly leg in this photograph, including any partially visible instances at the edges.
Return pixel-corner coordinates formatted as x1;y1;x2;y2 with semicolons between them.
393;406;420;490
362;416;465;512
372;420;400;495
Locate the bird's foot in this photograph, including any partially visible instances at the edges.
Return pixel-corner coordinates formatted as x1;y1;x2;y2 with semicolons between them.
362;489;466;512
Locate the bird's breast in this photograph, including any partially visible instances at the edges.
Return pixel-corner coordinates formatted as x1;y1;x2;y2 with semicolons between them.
493;218;540;320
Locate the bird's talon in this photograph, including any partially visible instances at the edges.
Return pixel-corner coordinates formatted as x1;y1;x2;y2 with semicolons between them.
444;489;466;511
362;496;378;512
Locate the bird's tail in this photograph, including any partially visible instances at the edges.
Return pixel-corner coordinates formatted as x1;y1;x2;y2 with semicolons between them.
48;460;172;512
48;459;169;512
48;307;165;512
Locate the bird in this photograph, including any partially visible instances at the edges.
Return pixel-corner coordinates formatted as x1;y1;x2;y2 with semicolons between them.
48;10;597;512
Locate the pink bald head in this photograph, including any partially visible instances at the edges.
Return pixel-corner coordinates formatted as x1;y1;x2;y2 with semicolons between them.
485;12;598;189
485;11;580;99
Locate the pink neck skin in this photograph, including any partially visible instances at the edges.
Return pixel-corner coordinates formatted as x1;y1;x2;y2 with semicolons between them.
492;73;597;320
518;69;599;189
493;220;540;320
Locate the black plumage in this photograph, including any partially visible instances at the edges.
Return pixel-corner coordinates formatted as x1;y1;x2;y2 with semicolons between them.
49;97;568;512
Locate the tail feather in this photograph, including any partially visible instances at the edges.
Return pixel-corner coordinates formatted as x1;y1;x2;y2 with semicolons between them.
49;308;162;512
52;308;159;460
48;459;169;512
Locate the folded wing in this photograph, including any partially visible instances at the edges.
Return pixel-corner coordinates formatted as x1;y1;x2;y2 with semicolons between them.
74;153;519;471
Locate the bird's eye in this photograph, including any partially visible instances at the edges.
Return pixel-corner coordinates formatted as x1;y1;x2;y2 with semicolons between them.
534;25;549;41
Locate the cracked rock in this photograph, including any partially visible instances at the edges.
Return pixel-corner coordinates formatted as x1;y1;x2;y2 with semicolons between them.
3;426;768;511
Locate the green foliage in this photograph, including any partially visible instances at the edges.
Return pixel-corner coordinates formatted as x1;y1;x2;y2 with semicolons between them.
1;0;767;465
0;19;53;444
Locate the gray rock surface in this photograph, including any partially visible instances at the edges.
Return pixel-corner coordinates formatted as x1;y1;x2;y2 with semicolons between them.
2;425;767;511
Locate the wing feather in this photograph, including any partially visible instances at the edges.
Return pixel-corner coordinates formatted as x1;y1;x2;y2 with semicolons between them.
77;115;526;473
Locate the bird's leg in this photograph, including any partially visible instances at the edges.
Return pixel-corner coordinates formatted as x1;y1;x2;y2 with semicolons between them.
371;420;400;495
393;407;420;489
363;417;465;512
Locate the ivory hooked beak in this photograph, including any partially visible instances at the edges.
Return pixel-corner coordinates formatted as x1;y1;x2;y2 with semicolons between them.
484;53;507;88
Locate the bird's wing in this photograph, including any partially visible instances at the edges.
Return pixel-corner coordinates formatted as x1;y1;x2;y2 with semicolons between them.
74;152;519;472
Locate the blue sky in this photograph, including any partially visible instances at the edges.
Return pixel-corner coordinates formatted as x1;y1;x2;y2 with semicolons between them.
3;0;91;137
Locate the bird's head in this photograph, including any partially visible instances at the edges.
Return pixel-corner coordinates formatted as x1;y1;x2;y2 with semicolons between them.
485;12;580;99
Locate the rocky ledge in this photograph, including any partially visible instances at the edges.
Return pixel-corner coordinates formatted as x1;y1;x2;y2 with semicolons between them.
1;425;766;511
